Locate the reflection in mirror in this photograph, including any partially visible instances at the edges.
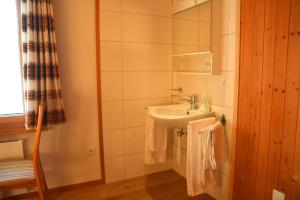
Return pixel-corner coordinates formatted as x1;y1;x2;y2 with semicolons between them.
172;0;221;74
172;1;211;55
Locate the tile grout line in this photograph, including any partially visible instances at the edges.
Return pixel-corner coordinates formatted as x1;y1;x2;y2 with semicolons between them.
101;96;172;102
101;70;173;73
100;39;172;45
120;0;127;181
100;9;172;19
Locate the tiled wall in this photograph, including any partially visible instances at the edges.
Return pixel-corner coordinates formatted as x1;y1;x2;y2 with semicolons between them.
172;0;239;199
99;0;174;183
100;1;239;199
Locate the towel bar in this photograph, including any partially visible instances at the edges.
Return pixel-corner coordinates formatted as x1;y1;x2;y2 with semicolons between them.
197;114;226;134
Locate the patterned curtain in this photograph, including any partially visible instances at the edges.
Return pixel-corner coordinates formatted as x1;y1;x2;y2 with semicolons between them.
21;0;65;129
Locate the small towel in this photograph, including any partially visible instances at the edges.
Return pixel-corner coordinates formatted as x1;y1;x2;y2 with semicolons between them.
186;117;216;196
176;130;187;164
176;133;182;164
145;113;168;164
211;121;225;164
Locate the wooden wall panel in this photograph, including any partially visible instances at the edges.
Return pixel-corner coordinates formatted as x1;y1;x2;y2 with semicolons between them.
233;0;254;198
265;0;291;198
234;0;300;199
278;0;300;197
289;0;300;198
254;0;277;198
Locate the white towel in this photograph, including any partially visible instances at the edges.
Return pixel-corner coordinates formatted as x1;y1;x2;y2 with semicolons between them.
176;130;187;164
145;113;168;164
186;117;216;196
176;132;182;164
199;125;217;184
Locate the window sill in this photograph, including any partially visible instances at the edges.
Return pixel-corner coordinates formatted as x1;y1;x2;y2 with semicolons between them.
0;115;33;135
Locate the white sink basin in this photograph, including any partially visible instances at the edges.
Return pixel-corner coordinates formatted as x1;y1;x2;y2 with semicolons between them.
148;104;214;128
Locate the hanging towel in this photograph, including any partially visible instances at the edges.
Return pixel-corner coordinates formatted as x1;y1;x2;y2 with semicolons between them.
200;124;217;185
176;130;187;164
176;132;182;164
145;113;168;164
210;121;225;165
202;120;226;189
186;117;216;196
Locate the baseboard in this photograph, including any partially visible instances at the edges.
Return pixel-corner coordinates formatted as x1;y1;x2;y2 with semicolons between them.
3;179;105;200
49;179;104;194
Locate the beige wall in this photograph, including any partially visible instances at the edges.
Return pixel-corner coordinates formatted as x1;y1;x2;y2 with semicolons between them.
0;0;102;190
99;0;174;183
50;0;102;187
172;0;239;199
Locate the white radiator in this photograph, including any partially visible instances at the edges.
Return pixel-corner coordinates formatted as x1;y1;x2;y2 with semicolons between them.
0;140;24;161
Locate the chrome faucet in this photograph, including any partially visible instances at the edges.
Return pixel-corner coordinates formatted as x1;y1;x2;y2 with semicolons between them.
180;95;197;110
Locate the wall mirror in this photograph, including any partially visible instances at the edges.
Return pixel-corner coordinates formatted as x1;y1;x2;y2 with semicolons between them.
172;0;221;74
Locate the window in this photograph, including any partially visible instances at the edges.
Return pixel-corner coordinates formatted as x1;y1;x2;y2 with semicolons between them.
0;0;26;134
0;0;23;116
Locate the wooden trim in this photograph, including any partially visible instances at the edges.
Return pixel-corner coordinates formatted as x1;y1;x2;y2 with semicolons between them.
0;115;29;135
95;0;106;183
0;115;49;136
228;1;241;199
33;105;47;200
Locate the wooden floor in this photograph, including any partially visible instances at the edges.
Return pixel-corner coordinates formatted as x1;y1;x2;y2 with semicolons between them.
50;170;215;200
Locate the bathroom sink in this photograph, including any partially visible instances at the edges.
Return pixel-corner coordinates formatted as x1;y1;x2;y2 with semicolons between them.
147;104;214;128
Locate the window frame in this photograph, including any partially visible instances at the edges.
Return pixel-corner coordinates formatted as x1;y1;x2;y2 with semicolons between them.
0;115;30;135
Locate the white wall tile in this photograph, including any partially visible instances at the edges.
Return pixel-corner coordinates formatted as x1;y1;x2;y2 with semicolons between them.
173;19;199;46
123;72;172;99
100;11;122;41
174;74;207;98
206;72;234;108
222;0;237;34
100;42;122;71
124;127;145;154
123;100;147;128
123;98;171;128
100;0;121;11
123;43;172;71
102;101;123;130
173;6;199;20
124;153;145;179
103;129;124;158
125;153;171;179
105;156;125;183
122;0;172;17
101;72;122;101
123;13;172;43
172;149;187;178
221;34;236;72
198;22;211;47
